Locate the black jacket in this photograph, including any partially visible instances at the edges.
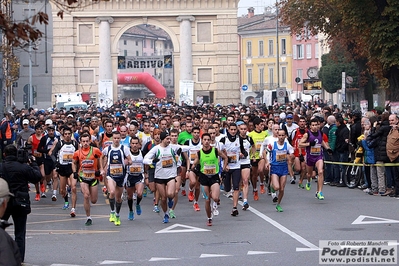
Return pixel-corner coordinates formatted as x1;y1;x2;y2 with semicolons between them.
350;119;362;147
335;124;350;152
0;155;42;214
0;220;22;266
367;120;390;162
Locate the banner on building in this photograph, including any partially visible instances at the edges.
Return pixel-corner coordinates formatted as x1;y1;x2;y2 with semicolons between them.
360;100;368;116
118;56;126;69
179;80;194;105
98;79;113;108
164;55;173;68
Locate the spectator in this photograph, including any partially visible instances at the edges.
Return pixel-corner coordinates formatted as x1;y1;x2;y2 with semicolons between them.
331;115;349;186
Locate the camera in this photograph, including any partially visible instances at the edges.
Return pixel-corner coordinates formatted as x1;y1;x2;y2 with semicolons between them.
17;143;33;164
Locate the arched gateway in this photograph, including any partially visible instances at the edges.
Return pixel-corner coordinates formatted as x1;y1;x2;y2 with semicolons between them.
51;0;240;105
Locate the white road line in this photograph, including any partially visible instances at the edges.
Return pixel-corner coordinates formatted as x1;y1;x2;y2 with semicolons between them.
240;201;319;252
247;251;277;255
199;254;232;258
149;257;180;261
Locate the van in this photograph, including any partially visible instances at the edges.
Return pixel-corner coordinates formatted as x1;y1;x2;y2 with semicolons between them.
63;102;88;111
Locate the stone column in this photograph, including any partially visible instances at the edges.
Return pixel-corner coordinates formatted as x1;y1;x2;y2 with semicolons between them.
95;16;114;80
176;16;195;81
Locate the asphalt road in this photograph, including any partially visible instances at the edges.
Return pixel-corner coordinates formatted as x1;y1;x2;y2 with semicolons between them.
7;178;399;266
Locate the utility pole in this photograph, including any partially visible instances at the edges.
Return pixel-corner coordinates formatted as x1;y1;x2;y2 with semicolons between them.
276;0;280;89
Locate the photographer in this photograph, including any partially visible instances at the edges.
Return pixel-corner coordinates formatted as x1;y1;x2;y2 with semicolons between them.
0;144;42;262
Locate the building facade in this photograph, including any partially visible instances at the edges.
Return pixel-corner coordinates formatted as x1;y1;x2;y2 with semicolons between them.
50;0;240;106
238;8;292;105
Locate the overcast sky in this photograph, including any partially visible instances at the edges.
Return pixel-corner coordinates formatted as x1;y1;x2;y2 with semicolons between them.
238;0;275;16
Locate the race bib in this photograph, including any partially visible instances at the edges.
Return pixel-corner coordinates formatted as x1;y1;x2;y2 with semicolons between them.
82;159;94;169
227;152;237;164
310;144;321;156
104;141;113;148
110;164;123;176
204;163;216;175
129;163;142;174
256;141;263;151
33;149;42;157
276;150;287;162
82;169;95;178
162;155;173;168
62;151;74;163
190;149;199;162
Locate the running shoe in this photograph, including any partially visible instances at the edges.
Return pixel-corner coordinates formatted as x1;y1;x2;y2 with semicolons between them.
193;202;200;211
298;183;305;189
260;184;266;194
306;181;311;191
70;208;76;218
316;191;325;200
163;213;169;223
40;183;45;193
128;211;134;221
242;202;249;210
181;189;187;196
231;208;239;216
188;190;194;202
109;212;116;222
238;192;242;200
276;204;283;212
52;194;57;201
207;218;212;226
136;204;142;215
85;218;92;226
41;192;47;198
212;201;219;216
226;191;233;198
62;202;69;210
153;205;160;213
35;193;40;201
133;192;137;200
272;193;278;203
102;186;107;194
143;187;147;197
169;209;176;219
168;198;174;209
290;176;296;184
201;186;209;200
253;191;259;201
114;215;121;226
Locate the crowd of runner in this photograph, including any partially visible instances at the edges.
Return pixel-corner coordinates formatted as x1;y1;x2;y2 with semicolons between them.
3;98;398;227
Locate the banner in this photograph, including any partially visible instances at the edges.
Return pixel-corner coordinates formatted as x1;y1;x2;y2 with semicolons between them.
164;55;173;68
303;79;322;95
118;56;126;69
179;80;194;105
360;100;368;116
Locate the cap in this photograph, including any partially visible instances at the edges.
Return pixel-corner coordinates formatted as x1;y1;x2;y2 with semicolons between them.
273;112;280;117
67;114;74;118
45;119;53;125
22;119;29;125
160;131;169;141
236;120;245;126
136;114;143;119
0;178;14;197
286;114;293;119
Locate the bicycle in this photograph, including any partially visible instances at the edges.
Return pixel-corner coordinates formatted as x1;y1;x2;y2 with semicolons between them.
344;161;364;188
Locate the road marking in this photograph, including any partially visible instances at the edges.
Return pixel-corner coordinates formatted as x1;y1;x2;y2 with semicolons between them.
352;215;399;225
50;264;85;266
100;260;134;264
27;229;117;235
149;257;180;261
247;251;277;255
27;215;109;225
239;201;319;252
155;223;211;234
199;254;232;258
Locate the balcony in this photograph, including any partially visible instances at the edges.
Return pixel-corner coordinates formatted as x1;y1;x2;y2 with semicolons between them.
250;83;278;91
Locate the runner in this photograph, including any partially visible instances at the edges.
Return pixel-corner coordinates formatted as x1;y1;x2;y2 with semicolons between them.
27;124;44;201
237;121;255;210
49;127;79;211
191;133;228;226
72;133;103;225
219;123;243;216
184;127;202;211
102;131;132;226
247;118;268;200
126;136;145;220
265;129;294;212
298;118;333;200
290;116;308;189
99;120;114;196
143;131;179;223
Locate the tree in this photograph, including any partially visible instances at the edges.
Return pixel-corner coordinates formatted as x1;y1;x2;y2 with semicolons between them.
0;0;104;47
319;44;358;94
279;0;399;101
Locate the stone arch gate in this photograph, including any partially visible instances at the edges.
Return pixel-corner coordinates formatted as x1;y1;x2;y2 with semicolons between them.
51;0;240;105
